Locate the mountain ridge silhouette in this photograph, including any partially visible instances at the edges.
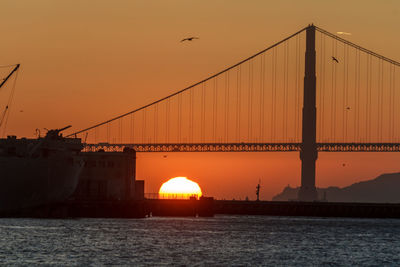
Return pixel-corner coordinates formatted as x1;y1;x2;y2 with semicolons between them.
272;172;400;203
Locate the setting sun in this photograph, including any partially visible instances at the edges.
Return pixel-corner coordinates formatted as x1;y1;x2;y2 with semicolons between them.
159;177;203;199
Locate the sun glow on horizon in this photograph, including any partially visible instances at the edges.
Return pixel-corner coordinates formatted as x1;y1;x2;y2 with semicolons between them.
159;177;202;199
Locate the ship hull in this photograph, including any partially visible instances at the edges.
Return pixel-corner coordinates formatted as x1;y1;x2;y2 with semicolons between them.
0;156;82;212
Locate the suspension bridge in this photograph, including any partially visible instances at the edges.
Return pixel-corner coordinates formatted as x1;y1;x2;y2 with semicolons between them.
64;24;400;201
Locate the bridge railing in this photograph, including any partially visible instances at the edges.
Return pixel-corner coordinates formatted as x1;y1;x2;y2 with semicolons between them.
83;142;400;152
144;193;201;200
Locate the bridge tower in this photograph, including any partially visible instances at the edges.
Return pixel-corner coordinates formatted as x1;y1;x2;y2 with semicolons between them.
298;24;319;202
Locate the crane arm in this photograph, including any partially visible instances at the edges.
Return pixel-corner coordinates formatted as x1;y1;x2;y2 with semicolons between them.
0;64;20;90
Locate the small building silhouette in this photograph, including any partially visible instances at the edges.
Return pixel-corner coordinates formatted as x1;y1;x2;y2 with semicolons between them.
71;148;144;201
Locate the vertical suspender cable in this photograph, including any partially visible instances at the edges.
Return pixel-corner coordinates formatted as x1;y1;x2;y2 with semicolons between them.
388;65;392;142
247;62;251;141
342;43;346;141
178;94;182;143
166;98;170;143
344;46;350;142
215;78;218;141
295;34;300;141
213;78;217;141
212;80;215;141
142;110;146;143
131;113;135;143
282;42;287;141
270;49;274;141
394;67;396;141
226;72;230;142
285;41;289;141
366;55;370;141
119;119;122;143
381;61;384;141
333;40;337;141
295;35;299;141
247;61;251;141
225;72;229;142
330;39;335;141
107;123;110;143
356;49;360;141
272;48;277;141
379;60;382;141
368;55;373;141
154;104;158;143
190;86;194;142
298;34;302;142
321;35;326;141
94;128;97;143
236;67;241;141
378;60;382;141
389;64;394;141
259;54;265;141
365;55;369;142
353;48;357;142
271;48;275;141
201;82;206;142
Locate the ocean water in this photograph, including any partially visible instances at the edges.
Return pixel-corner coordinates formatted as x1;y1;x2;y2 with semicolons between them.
0;215;399;266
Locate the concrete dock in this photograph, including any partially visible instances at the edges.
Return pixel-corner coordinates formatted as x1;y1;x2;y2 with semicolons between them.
3;198;400;219
214;200;400;218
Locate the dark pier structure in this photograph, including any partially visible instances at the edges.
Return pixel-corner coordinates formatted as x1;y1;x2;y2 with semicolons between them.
145;197;214;217
3;146;400;219
4;146;400;219
2;148;214;218
1;148;147;218
214;200;400;219
61;148;146;218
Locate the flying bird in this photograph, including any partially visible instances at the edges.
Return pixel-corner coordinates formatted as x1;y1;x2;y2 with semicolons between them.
332;56;339;63
346;107;351;110
180;37;199;42
337;32;352;36
342;163;346;167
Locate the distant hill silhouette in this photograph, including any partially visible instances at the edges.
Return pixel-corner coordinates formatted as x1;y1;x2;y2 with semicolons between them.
272;173;400;203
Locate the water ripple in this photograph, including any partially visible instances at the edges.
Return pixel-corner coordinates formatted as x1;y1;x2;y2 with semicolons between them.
0;216;399;265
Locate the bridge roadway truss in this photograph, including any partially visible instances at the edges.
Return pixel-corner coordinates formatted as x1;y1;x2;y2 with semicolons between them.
84;143;400;153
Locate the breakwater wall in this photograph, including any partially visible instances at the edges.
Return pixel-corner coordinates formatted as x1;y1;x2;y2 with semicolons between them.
0;200;147;219
0;198;214;218
3;199;400;219
145;198;214;217
214;200;400;218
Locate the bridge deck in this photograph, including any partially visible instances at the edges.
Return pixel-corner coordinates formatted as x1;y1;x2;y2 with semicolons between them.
83;143;400;152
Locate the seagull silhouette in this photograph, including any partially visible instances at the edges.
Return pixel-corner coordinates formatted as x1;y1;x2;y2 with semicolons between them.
181;37;199;42
332;56;339;63
337;32;352;36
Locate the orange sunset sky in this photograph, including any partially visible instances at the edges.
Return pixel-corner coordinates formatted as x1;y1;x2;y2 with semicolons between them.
1;0;400;200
